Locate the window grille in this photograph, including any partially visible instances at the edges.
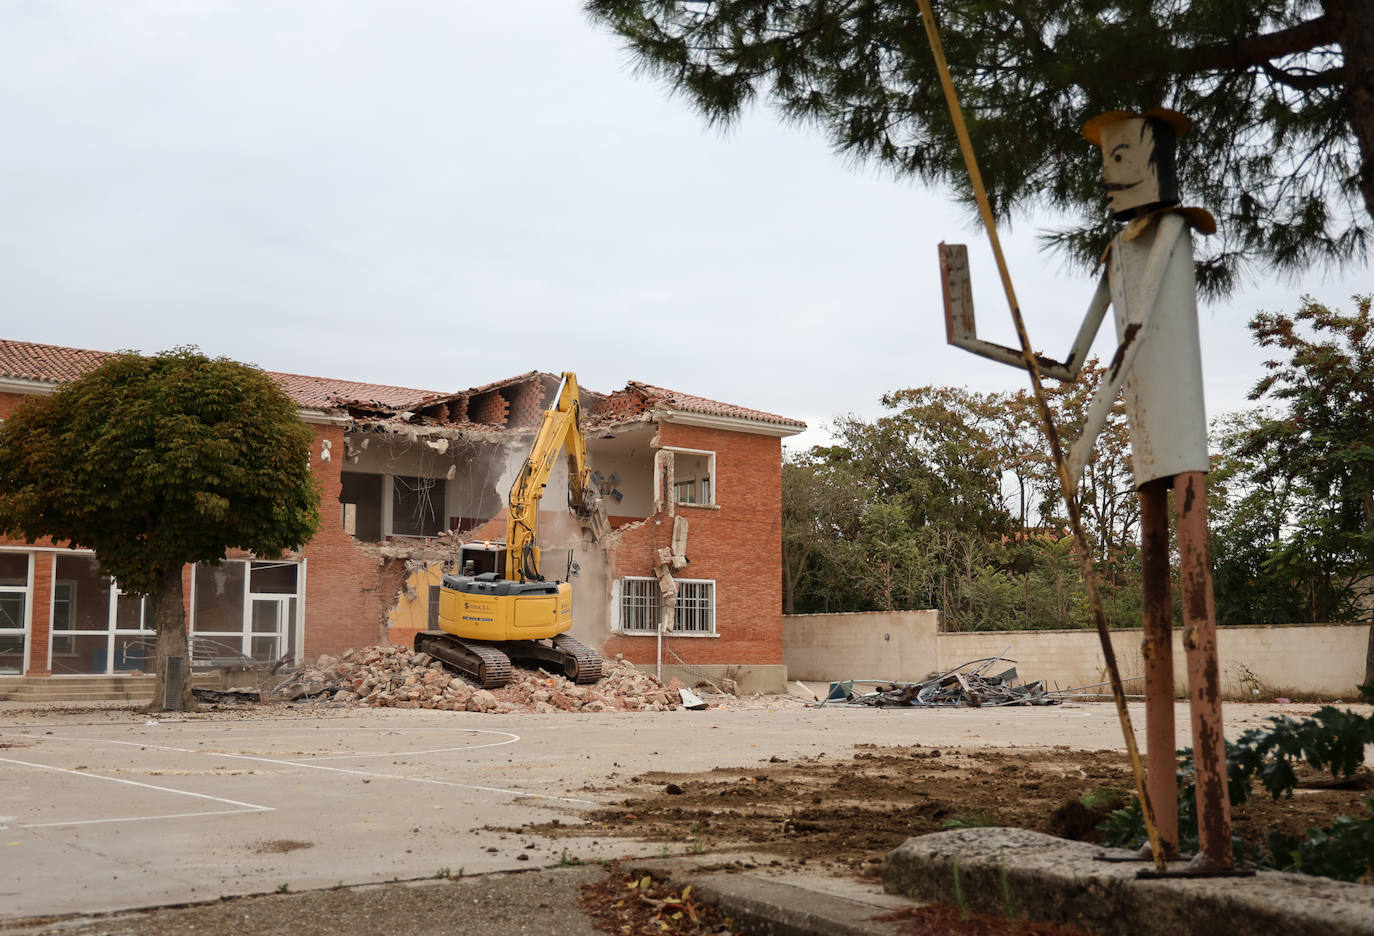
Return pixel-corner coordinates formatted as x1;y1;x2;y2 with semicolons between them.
618;578;715;635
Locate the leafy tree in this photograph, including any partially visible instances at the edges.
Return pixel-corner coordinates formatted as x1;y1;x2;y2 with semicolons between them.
588;0;1370;295
0;349;321;710
1238;295;1374;680
830;385;1013;535
781;453;868;612
1208;409;1308;625
780;378;1143;627
853;500;937;612
1035;360;1137;563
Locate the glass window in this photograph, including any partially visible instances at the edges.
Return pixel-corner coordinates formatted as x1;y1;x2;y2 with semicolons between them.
192;563;245;634
0;593;25;631
0;632;23;674
619;578;661;633
674;581;715;633
251;600;283;633
0;552;28;587
54;555;113;632
669;451;714;507
617;578;715;635
250;562;297;595
114;593;152;631
52;582;75;631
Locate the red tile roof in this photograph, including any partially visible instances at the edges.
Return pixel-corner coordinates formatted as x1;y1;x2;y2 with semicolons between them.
627;381;806;428
0;340;804;429
0;339;110;384
263;372;435;410
0;339;436;410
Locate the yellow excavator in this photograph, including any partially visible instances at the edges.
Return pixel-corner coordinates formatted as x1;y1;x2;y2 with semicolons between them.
414;372;608;688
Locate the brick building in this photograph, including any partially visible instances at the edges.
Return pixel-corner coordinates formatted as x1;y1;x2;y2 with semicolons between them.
0;340;803;691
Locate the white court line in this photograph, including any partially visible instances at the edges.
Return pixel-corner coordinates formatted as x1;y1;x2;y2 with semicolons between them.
24;808;268;829
3;730;596;806
0;756;274;829
1;727;520;759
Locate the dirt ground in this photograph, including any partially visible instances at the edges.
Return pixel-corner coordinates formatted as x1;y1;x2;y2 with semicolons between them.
521;743;1374;876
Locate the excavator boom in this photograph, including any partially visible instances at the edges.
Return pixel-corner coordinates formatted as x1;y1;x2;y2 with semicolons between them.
505;372;603;582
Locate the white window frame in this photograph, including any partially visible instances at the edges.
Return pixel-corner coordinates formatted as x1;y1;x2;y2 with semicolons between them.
0;549;33;675
664;447;716;507
615;576;717;636
50;579;78;657
190;558;306;665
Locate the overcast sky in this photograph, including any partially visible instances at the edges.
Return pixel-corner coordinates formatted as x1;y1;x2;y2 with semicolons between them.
1;2;1367;451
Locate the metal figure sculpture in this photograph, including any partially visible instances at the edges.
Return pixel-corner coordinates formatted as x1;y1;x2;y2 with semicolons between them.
942;108;1233;871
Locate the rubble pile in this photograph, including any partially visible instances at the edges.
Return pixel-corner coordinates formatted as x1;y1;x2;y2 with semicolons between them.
269;645;682;714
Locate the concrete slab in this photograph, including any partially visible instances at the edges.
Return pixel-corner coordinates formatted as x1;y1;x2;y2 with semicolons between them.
631;856;916;936
0;867;611;936
0;700;1350;922
883;827;1374;936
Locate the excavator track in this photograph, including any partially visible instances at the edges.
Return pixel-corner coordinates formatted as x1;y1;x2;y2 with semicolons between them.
414;632;513;689
552;634;603;684
503;634;604;685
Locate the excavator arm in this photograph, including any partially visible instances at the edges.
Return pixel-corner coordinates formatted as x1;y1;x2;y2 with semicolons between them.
504;372;607;583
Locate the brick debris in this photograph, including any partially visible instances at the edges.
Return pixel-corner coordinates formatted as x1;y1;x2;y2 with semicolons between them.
267;645;685;713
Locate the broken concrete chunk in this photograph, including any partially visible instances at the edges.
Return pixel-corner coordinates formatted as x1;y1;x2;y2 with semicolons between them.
679;688;708;710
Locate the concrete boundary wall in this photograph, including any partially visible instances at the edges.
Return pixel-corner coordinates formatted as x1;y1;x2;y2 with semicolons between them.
782;611;941;682
783;614;1368;697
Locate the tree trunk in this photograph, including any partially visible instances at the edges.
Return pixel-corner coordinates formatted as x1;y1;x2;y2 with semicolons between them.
1327;0;1374;217
1365;610;1374;686
150;564;194;712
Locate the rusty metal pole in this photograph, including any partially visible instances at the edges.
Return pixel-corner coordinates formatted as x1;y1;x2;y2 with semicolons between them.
1174;470;1232;869
1139;480;1179;858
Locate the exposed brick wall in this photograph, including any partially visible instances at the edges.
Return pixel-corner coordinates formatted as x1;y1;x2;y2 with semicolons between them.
469;391;508;427
506;380;547;428
601;422;784;667
590;389;647;422
298;423;393;659
0;389;38;419
27;553;52;675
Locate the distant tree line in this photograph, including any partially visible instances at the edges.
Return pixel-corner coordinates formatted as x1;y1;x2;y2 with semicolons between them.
784;296;1374;643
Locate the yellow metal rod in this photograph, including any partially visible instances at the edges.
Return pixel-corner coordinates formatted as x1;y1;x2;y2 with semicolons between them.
914;0;1166;871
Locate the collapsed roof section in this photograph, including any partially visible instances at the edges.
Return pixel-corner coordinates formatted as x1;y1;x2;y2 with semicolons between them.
0;339;805;436
328;371;805;437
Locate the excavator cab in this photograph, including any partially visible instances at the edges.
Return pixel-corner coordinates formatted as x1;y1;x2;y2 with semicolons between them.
456;541;505;578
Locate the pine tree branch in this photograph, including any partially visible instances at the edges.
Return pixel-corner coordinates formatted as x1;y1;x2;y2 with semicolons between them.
1166;16;1339;76
1262;61;1344;91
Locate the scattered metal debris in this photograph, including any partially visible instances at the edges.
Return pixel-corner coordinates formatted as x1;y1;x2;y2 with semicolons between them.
817;657;1060;708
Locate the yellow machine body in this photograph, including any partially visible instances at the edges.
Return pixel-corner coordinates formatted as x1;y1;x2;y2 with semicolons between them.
436;576;573;642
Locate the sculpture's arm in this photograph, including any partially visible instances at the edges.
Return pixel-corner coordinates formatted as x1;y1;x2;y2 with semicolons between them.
939;243;1109;381
1063;213;1189;491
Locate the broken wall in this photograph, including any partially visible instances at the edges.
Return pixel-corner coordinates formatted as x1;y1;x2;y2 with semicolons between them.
299;424;408;657
601;421;786;667
342;430;508;538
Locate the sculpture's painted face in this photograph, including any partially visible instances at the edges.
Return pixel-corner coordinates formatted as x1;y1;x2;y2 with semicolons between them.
1098;117;1161;215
